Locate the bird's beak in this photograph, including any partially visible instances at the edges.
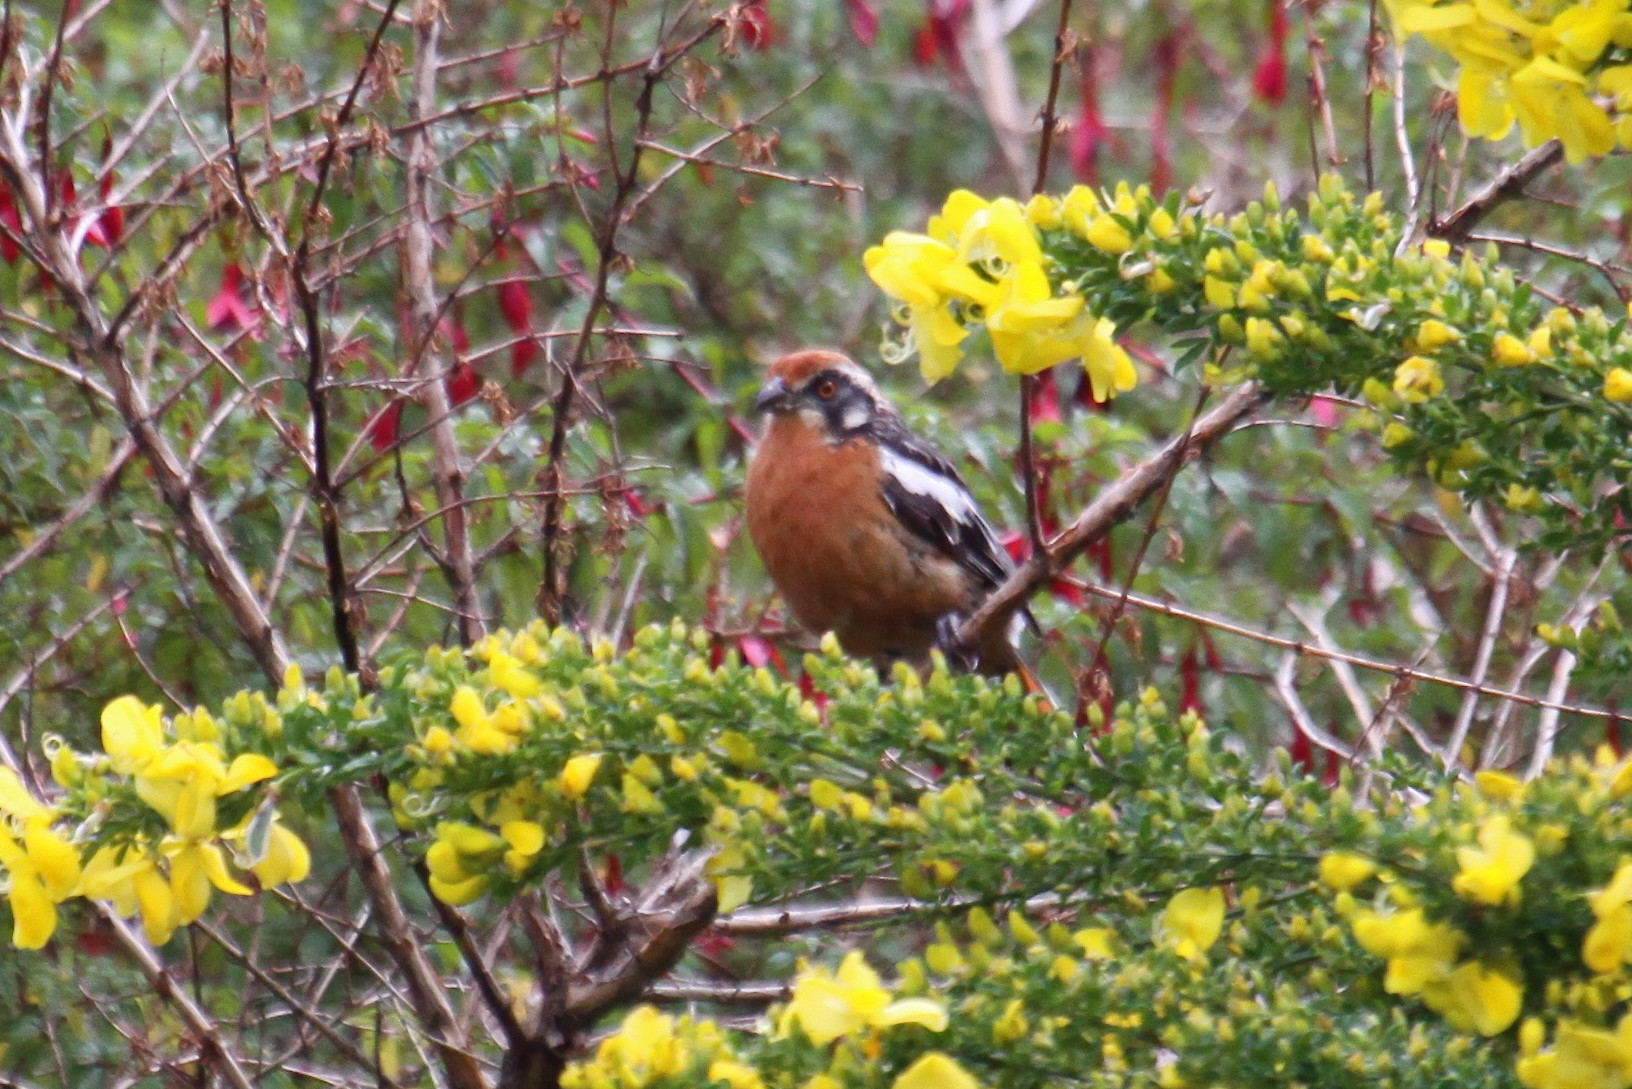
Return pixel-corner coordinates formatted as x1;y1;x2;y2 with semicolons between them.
753;376;794;415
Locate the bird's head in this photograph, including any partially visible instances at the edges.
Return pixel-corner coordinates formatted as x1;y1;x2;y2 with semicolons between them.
754;350;885;438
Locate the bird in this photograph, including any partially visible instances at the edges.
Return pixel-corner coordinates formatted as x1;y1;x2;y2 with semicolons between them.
744;348;1033;681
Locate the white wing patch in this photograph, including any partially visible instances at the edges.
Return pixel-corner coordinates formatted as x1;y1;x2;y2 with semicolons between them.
880;448;980;526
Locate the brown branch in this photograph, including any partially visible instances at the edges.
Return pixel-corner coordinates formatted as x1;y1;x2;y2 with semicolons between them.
956;383;1267;651
91;908;259;1089
329;786;488;1089
537;48;667;624
1433;141;1563;244
1030;0;1075;195
403;0;483;646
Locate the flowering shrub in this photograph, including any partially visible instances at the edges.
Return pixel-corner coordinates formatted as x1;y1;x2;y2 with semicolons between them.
0;695;306;949
866;177;1632;560
1385;0;1632;161
9;623;1632;1083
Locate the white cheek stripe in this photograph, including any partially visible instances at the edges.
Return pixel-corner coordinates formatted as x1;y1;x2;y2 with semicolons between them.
880;448;980;524
840;402;871;431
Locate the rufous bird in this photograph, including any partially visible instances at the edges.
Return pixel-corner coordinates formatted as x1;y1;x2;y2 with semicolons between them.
745;349;1035;681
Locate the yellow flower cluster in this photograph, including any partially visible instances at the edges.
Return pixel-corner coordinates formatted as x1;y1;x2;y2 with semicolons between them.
0;769;82;949
1386;0;1632;161
1519;1014;1632;1089
1329;813;1537;1040
559;1005;764;1089
559;961;977;1089
0;695;307;949
779;950;950;1043
863;187;1137;397
778;952;980;1089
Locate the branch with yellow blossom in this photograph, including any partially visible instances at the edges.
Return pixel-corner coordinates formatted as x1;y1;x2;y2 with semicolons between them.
866;178;1632;690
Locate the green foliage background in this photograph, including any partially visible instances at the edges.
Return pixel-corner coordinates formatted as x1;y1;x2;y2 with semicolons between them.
0;0;1629;1084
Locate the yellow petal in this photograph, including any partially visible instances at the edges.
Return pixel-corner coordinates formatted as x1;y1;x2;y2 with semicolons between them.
220;753;278;795
0;768;47;822
252;824;311;887
500;820;546;856
1163;887;1225;958
8;872;56;949
559;754;604;800
429;872;488;906
134;864;178;945
101;696;165;775
1318;853;1375;892
891;1052;980;1089
1446;960;1523;1036
877;997;949;1032
23;822;80;899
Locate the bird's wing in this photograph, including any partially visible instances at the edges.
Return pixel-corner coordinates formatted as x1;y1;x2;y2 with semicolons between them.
874;427;1013;592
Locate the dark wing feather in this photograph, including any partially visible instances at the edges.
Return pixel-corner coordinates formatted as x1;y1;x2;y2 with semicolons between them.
871;417;1013;592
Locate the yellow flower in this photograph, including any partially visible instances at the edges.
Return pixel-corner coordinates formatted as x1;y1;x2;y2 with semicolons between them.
1458;67;1515;140
1584;905;1632;974
1603;367;1632;402
1351;908;1462;995
783;951;948;1044
78;844;179;946
1434;960;1523;1036
487;650;541;700
934;192;1044;268
1059;185;1101;235
1517;1016;1632;1089
1022;193;1061;229
1075;316;1138;402
1381;422;1414;448
1074;927;1115;961
1474;769;1525;801
1083;214;1133;254
1162;887;1225;960
864;231;998;382
250;821;311;887
1318;853;1375;892
1244;317;1282;358
1203;275;1237;310
597;1006;688;1081
1393;355;1445;403
558;753;604;799
708;1059;765;1089
984;261;1085;373
0;819;80;949
892;1052;980;1089
1452;814;1535;905
1491;332;1534;367
426;821;505;905
164;837;252;923
1412;318;1461;350
1511;56;1616;163
101;695;167;775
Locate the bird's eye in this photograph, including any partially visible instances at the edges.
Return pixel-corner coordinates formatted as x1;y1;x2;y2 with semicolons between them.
814;379;838;399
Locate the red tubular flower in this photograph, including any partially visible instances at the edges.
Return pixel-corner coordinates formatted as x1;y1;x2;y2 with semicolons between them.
445;361;479;407
206;263;259;333
844;0;879;45
365;400;405;452
0;186;20;263
1251;0;1289;106
740;0;773;49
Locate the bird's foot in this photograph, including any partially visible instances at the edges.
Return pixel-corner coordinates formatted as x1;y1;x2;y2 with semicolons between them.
933;613;980;673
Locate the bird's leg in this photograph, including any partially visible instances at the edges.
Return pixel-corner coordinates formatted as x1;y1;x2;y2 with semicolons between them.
933;612;980;673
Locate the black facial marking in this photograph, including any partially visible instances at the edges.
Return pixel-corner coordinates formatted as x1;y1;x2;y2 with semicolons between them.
800;369;876;436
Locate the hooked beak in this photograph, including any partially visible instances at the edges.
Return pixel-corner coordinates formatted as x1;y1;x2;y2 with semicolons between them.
753;376;795;415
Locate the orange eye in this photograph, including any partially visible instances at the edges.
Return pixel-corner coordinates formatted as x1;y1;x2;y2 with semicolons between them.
814;379;838;399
